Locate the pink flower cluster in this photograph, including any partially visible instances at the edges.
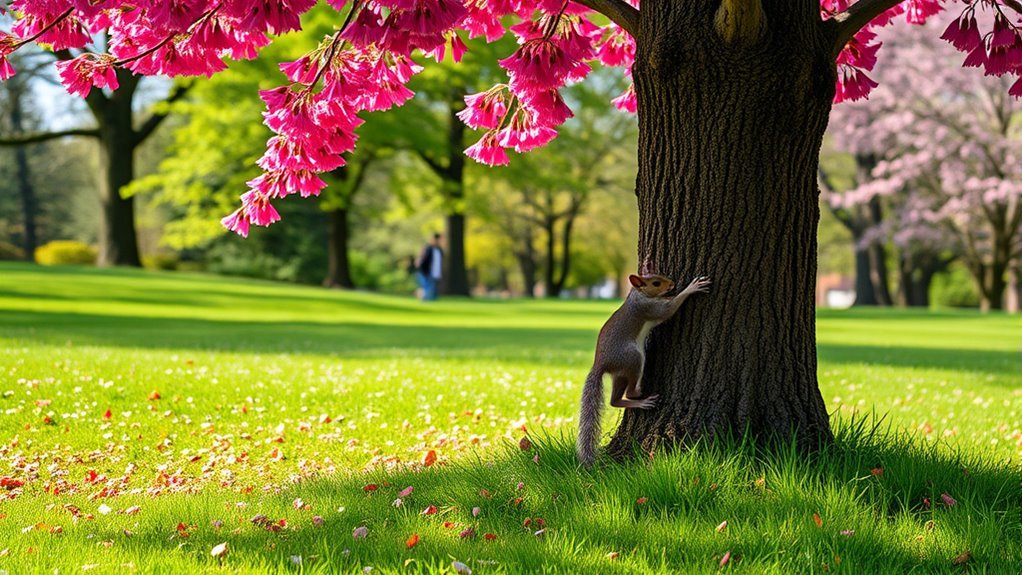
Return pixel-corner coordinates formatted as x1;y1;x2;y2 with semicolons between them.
55;53;118;98
942;4;1022;96
227;0;465;235
827;0;944;103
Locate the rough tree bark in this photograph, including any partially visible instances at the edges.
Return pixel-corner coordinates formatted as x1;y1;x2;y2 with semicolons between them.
606;0;837;457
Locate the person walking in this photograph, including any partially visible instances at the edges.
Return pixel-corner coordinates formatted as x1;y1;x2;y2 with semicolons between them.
415;233;444;301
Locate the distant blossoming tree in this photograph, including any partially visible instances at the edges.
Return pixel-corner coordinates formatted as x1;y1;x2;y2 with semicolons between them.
829;11;1022;310
3;0;1021;454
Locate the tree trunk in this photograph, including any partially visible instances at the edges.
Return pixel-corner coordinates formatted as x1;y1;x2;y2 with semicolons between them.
96;80;142;267
852;236;879;305
440;89;471;297
542;213;560;298
551;212;576;297
980;263;1007;311
324;207;354;289
514;226;538;298
607;2;835;457
9;92;37;260
444;211;470;296
1008;261;1020;313
865;197;892;306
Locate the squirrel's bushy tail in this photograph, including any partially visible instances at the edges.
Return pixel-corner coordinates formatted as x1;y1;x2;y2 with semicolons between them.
576;368;604;467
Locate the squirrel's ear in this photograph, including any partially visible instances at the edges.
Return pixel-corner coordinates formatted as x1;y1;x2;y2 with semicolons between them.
628;274;645;288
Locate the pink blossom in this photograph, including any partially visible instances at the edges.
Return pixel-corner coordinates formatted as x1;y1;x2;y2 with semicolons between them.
596;25;635;68
940;12;981;53
612;84;637;113
461;5;505;41
1010;76;1022;98
457;88;509;130
450;33;468;62
499;38;589;95
0;58;14;81
55;53;119;98
838;29;881;70
465;133;509;166
902;0;942;26
12;10;90;51
834;66;878;103
220;0;317;35
520;89;574;126
221;209;251;238
280;56;319;84
241;190;282;226
990;13;1017;49
497;108;557;152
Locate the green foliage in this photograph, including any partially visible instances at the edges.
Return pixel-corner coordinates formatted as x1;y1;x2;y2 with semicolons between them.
350;250;417;294
0;264;1020;573
932;263;981;308
141;253;180;271
0;239;25;260
33;240;96;266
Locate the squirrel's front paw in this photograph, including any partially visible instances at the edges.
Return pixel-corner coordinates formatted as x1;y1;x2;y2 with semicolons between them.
635;395;659;410
686;276;712;294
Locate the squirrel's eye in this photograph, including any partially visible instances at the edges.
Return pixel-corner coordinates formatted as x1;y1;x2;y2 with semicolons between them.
652;281;661;287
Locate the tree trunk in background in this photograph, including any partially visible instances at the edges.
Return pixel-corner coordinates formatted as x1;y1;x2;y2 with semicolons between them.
324;207;354;289
9;90;37;260
852;237;879;305
440;89;471;297
94;72;142;267
542;214;558;298
607;1;835;457
1008;261;1020;313
514;226;538;298
444;211;469;295
551;212;576;297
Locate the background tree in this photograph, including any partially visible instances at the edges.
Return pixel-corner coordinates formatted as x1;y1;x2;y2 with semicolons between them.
0;32;188;266
829;11;1022;311
484;77;636;297
818;155;894;306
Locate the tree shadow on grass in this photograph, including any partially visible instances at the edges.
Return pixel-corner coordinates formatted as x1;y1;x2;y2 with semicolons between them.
0;308;596;361
4;308;1019;379
817;343;1022;377
79;419;1022;574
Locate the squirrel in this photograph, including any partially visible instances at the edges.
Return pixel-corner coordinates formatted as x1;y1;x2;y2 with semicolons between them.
576;273;712;466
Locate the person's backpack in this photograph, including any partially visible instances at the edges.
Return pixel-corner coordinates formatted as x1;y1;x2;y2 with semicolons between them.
417;245;432;274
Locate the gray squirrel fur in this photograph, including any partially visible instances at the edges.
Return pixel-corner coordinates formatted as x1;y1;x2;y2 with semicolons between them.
576;273;712;466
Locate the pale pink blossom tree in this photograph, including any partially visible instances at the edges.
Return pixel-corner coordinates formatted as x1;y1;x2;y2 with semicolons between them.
829;11;1022;310
3;0;1022;452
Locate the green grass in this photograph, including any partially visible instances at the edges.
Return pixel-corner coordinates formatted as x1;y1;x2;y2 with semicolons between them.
0;262;1019;574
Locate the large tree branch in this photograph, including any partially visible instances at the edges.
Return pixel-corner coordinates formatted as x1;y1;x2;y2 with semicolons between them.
829;0;905;57
133;82;192;146
573;0;639;38
0;128;99;147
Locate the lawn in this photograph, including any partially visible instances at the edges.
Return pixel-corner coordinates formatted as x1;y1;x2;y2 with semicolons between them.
0;262;1019;574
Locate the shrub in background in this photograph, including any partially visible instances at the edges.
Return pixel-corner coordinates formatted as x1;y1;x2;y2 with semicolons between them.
931;263;981;308
0;241;25;261
34;241;97;266
142;253;180;271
